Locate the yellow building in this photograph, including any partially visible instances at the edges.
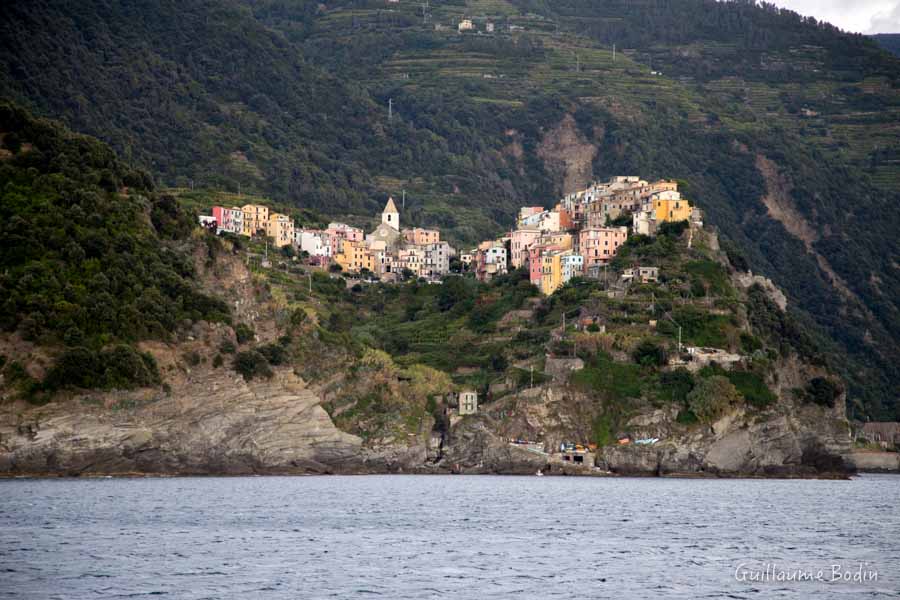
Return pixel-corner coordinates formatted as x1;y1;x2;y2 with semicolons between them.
540;252;563;296
265;213;295;248
650;192;691;223
539;232;573;251
242;204;269;236
334;240;374;273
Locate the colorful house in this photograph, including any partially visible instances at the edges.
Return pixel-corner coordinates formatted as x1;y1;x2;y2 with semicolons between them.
266;213;295;248
540;252;563;295
648;191;691;223
212;206;244;235
509;228;542;269
334;239;373;273
242;204;270;236
403;227;440;246
326;222;364;255
540;250;582;295
579;227;628;270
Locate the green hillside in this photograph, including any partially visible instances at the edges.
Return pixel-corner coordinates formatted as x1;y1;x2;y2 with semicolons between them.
873;34;900;57
0;0;898;416
0;102;229;400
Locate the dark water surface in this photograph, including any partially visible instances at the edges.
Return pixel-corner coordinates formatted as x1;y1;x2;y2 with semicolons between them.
1;474;898;599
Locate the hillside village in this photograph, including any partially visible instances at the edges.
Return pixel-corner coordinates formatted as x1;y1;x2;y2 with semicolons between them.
201;176;702;295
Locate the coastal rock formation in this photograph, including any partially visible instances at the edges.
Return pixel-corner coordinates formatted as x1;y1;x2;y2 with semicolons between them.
0;368;854;478
0;369;365;476
595;398;851;477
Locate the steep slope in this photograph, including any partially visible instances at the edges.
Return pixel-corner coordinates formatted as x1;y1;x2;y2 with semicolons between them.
0;102;229;402
0;0;548;242
1;0;898;416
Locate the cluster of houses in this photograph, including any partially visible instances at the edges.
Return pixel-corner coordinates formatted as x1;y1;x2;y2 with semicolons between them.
203;198;456;281
464;176;702;295
200;175;700;292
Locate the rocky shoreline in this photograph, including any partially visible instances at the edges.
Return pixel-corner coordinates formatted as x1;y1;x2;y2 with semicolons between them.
0;362;862;481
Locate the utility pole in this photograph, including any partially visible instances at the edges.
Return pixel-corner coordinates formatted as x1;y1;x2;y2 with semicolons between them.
402;189;406;210
613;43;616;62
530;365;534;389
575;52;580;72
238;182;241;197
308;272;312;293
666;313;682;353
388;98;393;121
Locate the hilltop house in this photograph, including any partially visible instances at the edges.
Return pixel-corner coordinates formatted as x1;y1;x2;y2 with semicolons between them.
646;190;691;223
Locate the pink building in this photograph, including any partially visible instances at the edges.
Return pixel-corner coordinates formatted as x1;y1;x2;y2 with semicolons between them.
212;206;225;226
326;222;363;255
211;206;243;234
509;228;542;269
579;227;628;269
528;245;544;286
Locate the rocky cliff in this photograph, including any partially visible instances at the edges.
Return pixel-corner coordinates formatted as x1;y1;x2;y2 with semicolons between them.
0;360;853;478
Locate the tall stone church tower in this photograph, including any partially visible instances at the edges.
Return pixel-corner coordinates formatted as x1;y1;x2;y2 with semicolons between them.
382;196;399;230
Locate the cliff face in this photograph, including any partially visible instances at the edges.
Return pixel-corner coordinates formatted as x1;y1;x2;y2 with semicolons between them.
0;369;365;476
0;361;852;477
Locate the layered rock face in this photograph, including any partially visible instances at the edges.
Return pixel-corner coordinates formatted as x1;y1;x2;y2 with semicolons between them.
0;369;365;476
595;404;852;478
0;361;854;478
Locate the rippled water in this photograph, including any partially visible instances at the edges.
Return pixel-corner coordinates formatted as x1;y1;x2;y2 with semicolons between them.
1;474;898;598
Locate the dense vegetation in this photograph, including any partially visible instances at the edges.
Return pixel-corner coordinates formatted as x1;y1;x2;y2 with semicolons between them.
1;0;898;416
873;34;900;58
0;102;228;399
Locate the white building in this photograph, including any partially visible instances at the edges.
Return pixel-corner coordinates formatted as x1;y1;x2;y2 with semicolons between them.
424;241;453;279
458;19;474;32
295;229;332;258
561;253;584;283
459;390;478;415
519;210;561;232
632;210;657;236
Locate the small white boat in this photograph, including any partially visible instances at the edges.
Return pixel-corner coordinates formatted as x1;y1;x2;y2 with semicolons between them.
535;470;544;477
